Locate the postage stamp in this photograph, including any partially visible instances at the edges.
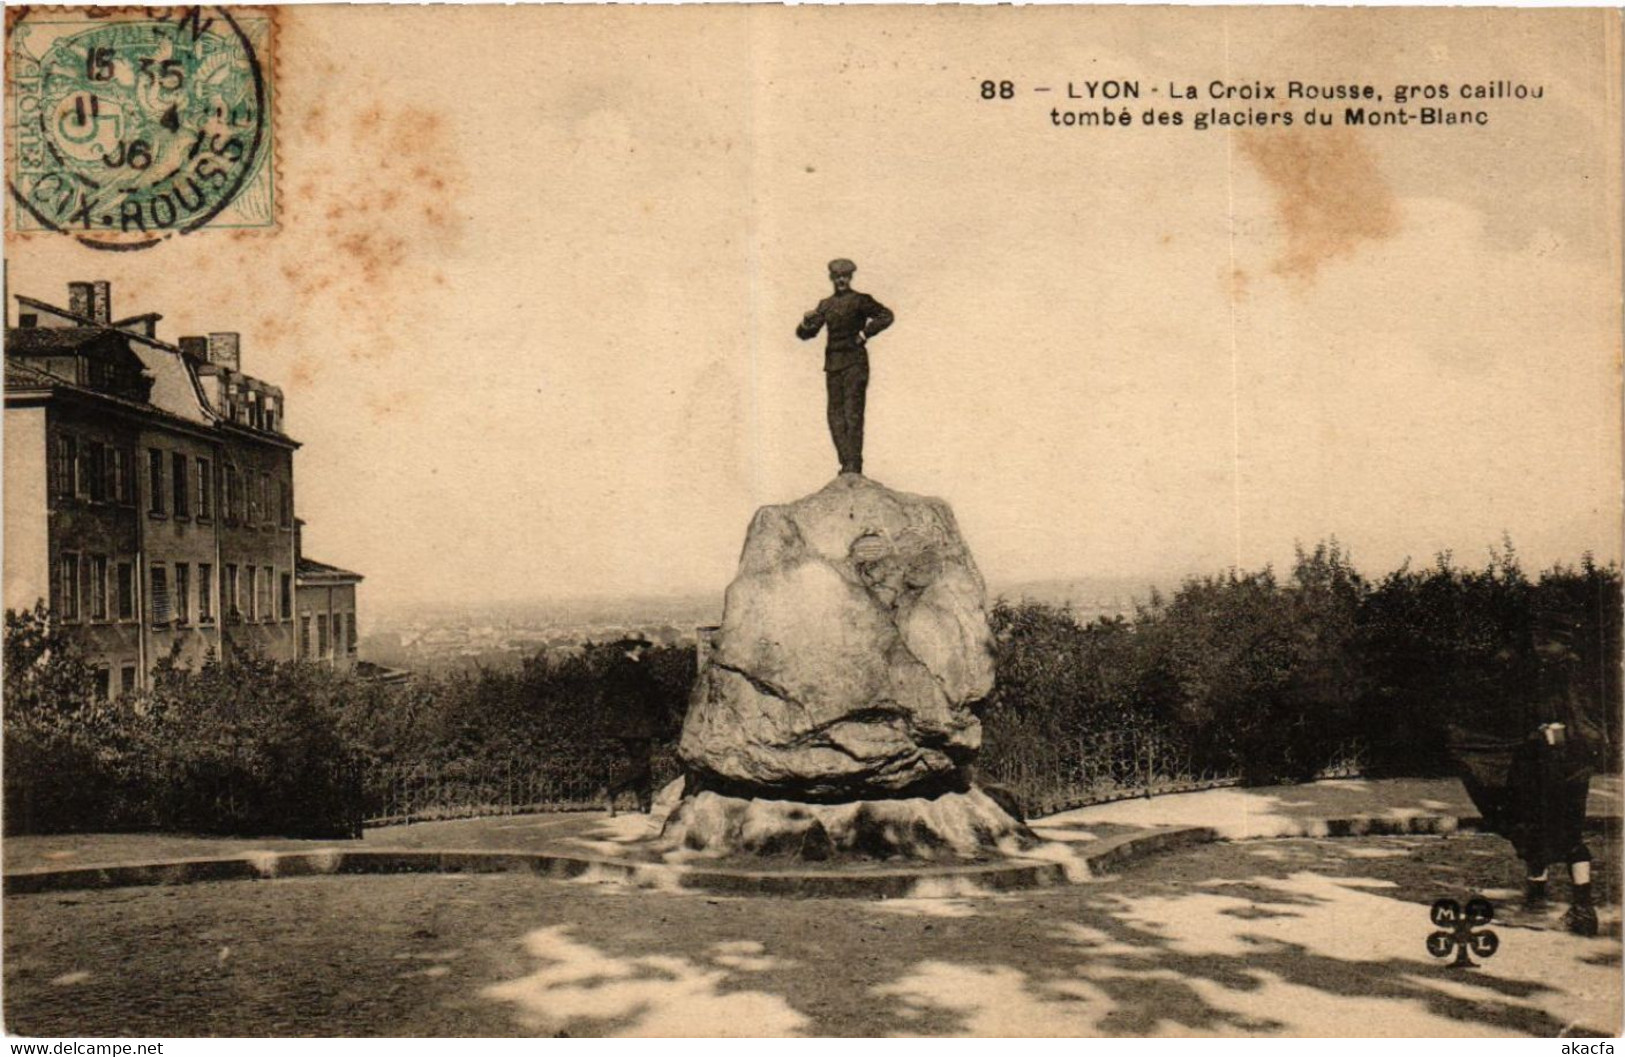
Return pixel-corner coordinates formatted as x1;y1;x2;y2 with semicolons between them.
6;5;275;248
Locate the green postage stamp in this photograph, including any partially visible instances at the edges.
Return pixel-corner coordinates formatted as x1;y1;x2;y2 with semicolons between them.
7;5;275;248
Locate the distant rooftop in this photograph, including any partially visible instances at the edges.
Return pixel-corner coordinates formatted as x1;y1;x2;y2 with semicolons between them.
298;557;364;584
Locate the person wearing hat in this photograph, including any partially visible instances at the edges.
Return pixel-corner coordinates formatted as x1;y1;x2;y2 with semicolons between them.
796;259;894;476
1450;606;1607;935
599;635;667;816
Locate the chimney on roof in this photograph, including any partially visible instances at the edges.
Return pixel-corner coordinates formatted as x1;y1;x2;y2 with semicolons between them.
68;282;94;319
179;336;209;363
207;332;241;371
66;281;112;324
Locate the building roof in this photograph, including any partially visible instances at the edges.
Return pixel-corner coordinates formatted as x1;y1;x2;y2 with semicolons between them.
3;357;240;444
12;293;292;441
297;557;364;584
6;326;111;353
4;360;59;390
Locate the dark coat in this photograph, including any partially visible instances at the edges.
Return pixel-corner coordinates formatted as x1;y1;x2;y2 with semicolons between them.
1450;667;1604;866
797;290;894;372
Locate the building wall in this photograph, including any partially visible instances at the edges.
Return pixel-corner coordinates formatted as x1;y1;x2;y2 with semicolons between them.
4;406;49;614
44;403;146;694
218;439;297;663
296;582;358;673
138;425;223;672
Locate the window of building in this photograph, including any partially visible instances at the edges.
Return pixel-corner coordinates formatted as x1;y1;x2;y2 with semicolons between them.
147;449;165;516
112;447;132;506
19;313;38;328
172;453;189;520
57;553;81;621
280;573;292;620
89;555;108;620
175;563;190;625
317;611;330;657
331;612;343;656
300;614;312;657
258;473;271;527
262;567;274;622
94;667;111;700
53;434;78;499
196;458;213;520
149;564;171;625
116;562;134;621
86;442;107;502
245;567;258;622
225;565;240;622
198;564;214;623
223;465;239;525
279;480;292;529
346;612;358;654
119;665;137;694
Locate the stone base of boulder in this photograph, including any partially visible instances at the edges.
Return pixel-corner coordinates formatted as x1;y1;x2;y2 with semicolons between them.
655;787;1038;863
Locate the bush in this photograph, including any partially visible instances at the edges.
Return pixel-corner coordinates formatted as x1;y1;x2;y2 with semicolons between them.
141;653;363;837
983;540;1619;805
3;604;152;833
4;606;364;837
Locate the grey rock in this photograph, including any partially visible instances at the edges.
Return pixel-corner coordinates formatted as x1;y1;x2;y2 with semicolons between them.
678;475;995;799
658;788;1035;861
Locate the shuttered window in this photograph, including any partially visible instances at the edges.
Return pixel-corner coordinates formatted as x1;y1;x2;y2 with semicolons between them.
150;564;171;625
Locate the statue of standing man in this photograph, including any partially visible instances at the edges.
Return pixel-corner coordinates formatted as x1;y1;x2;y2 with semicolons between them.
797;259;894;476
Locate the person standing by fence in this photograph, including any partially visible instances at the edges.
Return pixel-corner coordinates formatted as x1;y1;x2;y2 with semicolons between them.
600;636;666;816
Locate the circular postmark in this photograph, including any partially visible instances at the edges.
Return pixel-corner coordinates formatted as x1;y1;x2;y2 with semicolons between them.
8;5;268;250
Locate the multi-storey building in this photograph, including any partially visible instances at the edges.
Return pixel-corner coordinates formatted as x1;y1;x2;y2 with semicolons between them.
4;281;359;692
295;520;364;674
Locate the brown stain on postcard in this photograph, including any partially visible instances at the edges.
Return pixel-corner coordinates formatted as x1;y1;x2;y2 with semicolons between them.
240;98;468;378
1238;129;1399;281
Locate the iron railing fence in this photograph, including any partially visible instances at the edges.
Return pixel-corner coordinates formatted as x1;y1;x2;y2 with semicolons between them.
361;746;683;827
358;732;1368;828
979;726;1241;819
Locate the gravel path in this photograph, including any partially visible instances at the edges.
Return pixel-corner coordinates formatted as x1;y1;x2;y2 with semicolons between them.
6;832;1617;1038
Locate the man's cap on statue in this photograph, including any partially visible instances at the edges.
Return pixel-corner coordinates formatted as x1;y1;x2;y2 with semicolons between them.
827;258;857;276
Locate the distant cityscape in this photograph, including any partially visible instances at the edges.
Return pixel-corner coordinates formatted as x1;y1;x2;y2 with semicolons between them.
359;576;1173;673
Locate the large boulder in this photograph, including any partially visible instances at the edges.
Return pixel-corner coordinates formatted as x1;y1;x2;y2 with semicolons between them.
678;475;996;800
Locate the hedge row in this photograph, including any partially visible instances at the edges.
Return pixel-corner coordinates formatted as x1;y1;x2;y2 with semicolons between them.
982;543;1620;795
4;542;1617;836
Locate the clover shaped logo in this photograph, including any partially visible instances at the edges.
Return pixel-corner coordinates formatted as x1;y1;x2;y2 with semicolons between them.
1427;897;1499;968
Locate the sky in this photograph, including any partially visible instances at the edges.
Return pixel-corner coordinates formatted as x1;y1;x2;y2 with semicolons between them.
7;6;1621;613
